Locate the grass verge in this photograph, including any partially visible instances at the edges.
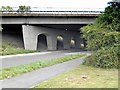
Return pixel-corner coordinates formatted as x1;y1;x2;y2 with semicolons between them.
0;42;36;56
31;65;118;88
0;54;86;80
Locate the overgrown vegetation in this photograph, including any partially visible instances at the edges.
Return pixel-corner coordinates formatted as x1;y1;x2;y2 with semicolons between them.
0;5;31;12
81;1;120;68
0;54;85;80
0;6;13;11
31;65;118;88
17;5;31;12
0;42;36;55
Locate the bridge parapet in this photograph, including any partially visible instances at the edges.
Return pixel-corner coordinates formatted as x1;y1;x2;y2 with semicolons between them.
1;10;101;17
2;13;100;17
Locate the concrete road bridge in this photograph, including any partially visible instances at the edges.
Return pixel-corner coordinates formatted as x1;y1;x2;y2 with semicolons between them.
1;9;102;51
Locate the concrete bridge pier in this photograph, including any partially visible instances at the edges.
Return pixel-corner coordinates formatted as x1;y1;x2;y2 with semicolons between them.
47;35;57;50
22;25;82;51
22;25;59;51
22;25;38;50
63;36;71;50
75;36;81;49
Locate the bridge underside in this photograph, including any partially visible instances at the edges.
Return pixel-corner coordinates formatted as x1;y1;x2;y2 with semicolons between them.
2;24;87;51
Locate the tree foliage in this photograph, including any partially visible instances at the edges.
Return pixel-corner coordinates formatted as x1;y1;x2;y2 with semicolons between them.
0;6;13;11
17;6;31;12
96;1;120;32
81;1;120;68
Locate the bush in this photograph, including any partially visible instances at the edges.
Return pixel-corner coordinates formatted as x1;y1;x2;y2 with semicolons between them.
82;27;120;68
83;46;120;69
95;47;119;69
82;54;96;67
81;1;120;69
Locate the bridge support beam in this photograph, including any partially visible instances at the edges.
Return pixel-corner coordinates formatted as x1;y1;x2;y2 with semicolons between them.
75;34;82;49
75;36;81;49
22;25;38;50
63;36;71;50
47;35;57;50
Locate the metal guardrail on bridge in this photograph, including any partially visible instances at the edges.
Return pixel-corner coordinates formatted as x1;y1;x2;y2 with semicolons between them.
1;7;103;15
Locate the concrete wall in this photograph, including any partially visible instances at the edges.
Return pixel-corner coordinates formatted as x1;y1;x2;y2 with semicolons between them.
0;31;2;47
2;17;96;24
2;25;24;48
2;33;24;48
1;31;49;51
1;24;85;51
22;25;84;50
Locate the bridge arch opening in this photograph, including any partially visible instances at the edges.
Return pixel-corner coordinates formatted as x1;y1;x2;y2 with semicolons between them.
71;37;76;49
37;34;47;51
57;35;64;50
79;38;87;49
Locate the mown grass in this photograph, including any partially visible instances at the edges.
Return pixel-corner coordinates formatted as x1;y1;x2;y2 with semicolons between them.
0;42;36;56
31;65;118;88
0;54;86;80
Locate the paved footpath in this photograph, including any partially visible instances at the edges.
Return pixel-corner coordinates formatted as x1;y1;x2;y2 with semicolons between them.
2;57;85;88
1;50;91;68
1;51;63;68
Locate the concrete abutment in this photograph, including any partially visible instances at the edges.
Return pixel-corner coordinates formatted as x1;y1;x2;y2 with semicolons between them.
1;24;85;51
22;25;38;50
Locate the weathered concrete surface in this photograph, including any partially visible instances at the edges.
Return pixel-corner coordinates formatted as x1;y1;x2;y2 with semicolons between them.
22;25;83;50
2;25;24;48
2;13;100;17
1;13;91;51
2;17;96;24
0;31;2;45
2;13;98;24
2;33;24;48
1;25;84;51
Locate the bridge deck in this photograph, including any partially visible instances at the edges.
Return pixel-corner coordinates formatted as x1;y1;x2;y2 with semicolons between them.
1;11;100;24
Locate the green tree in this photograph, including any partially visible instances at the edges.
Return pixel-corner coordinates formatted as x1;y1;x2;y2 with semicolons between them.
0;6;13;11
18;6;31;12
81;1;120;68
25;6;31;12
96;1;120;31
0;6;6;11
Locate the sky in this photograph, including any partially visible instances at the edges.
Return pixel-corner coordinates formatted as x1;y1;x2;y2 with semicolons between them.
1;0;111;9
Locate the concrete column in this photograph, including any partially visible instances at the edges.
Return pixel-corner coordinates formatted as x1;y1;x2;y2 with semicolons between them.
0;18;2;48
47;35;57;50
63;36;71;50
0;25;2;44
75;36;81;49
22;25;38;50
